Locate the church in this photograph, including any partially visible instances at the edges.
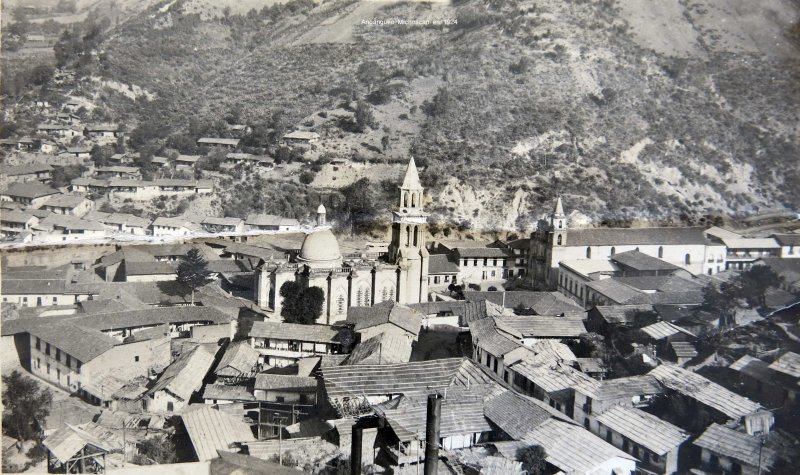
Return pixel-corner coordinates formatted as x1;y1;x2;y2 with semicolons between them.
529;197;728;287
255;157;430;324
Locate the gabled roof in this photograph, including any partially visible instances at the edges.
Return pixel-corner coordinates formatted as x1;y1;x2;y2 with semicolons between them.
641;321;696;340
42;194;90;209
511;360;596;395
244;213;300;227
378;392;492;442
320;357;495;400
669;341;698;359
43;423;113;463
611;250;681;272
1;182;59;199
216;341;260;378
0;210;36;224
573;375;662;401
283;130;320;140
3;163;53;176
462;291;584;316
344;332;413;365
180;405;256;462
563;227;708;246
453;247;514;259
773;234;800;246
28;322;117;363
649;364;762;420
147;346;216;403
346;301;423;336
197;137;240;146
595;406;689;455
248;321;339;343
254;374;316;392
693;424;779;468
427;254;460;274
494;315;586;338
483;390;570;440
201;384;256;401
69;306;232;332
202;217;244;226
590;304;655;324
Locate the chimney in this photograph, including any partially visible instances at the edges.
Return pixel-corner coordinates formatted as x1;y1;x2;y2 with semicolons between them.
424;393;443;475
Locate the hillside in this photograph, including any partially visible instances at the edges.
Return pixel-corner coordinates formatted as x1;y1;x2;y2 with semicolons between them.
17;0;800;233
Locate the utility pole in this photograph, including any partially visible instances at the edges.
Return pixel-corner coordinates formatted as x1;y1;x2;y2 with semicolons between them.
424;393;442;475
351;423;363;475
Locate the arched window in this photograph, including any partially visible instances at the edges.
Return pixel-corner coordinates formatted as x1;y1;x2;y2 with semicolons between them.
411;193;416;207
685;253;691;265
658;246;664;258
403;192;408;208
413;227;418;247
635;247;640;252
586;247;591;258
557;235;562;245
406;226;411;246
610;247;616;256
558;220;563;229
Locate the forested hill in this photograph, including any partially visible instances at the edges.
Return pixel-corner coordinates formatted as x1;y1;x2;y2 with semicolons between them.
20;0;800;232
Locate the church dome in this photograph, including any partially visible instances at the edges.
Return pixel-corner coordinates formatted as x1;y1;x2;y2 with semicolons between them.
297;229;342;268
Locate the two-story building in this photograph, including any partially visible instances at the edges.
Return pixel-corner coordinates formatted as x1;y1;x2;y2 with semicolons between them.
2;164;53;184
39;194;94;217
201;217;245;234
248;321;343;368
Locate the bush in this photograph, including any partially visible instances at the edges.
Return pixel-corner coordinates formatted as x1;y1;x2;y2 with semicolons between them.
299;171;315;184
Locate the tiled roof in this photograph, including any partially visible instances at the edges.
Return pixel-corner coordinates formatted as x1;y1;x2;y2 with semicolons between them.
495;315;586;338
320;357;495;400
649;364;762;419
512;360;597;395
148;346;216;403
125;261;175;276
693;424;779;468
427;254;460;274
180;405;256;462
70;306;232;331
43;423;113;463
611;250;681;272
1;278;67;295
3;163;53;176
721;237;781;249
773;234;800;246
346;301;423;336
483;390;569;440
344;332;413;365
641;321;696;340
244;213;300;227
454;247;514;258
462;291;584;315
28;322;117;363
216;341;260;378
476;331;522;357
1;182;59;199
202;384;255;401
669;341;698;359
564;227;708;246
586;279;644;304
0;210;36;224
248;321;339;343
591;305;655;324
729;355;775;381
614;275;702;293
283;131;320;140
378;393;492;442
595;406;689;455
254;374;316;392
198;137;240;146
201;217;243;226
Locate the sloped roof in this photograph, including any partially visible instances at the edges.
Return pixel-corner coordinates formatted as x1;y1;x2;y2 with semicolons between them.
454;247;514;258
564;227;708;246
320;357;495;400
244;213;300;227
69;306;232;332
693;424;779;468
125;260;175;276
773;234;800;246
462;291;584;315
148;346;216;403
670;341;698;359
595;406;689;455
283;130;320;140
641;321;696;340
3;163;53;176
591;305;655;324
379;394;492;442
428;254;460;274
344;332;413;365
212;451;300;475
216;341;260;378
1;182;59;199
43;423;112;463
248;321;339;343
649;364;762;419
768;352;800;379
197;137;240;146
495;315;586;338
346;301;423;336
202;384;255;401
522;418;636;473
586;279;644;304
180;405;256;462
254;374;317;392
512;360;597;395
611;250;681;272
729;355;775;381
28;322;117;363
483;390;570;440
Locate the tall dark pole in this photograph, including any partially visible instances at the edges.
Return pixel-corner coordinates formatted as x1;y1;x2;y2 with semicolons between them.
424;393;443;475
351;424;363;475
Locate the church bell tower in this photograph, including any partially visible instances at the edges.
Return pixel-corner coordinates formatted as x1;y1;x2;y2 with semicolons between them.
389;157;429;304
550;195;567;247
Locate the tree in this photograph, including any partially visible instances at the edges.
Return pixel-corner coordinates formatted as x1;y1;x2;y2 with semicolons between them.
134;435;177;465
354;101;376;133
279;282;325;324
702;282;737;328
356;60;384;92
517;445;547;475
2;371;53;444
176;248;214;305
735;265;782;309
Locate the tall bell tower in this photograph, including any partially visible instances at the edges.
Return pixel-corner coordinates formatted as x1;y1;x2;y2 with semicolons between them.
389;157;429;304
550;195;567;247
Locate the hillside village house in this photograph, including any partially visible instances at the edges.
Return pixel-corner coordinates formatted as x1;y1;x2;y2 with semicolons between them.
283;130;320;146
346;301;423;342
63;99;85;112
254;374;317;404
145;346;216;413
36;123;82;138
70;178;213;200
150;217;202;237
0;278;91;307
2;163;53;183
245;213;301;232
426;254;460;289
772;234;800;258
1;182;60;206
39;194;94;217
0;210;39;237
84;211;150;235
26;321;171;406
223;153;274;169
95;166;141;180
174;154;201;169
530;197;728;287
0;137;37;151
84;124;122;139
39;140;58;154
31;215;107;242
197;137;240;149
65;146;92;159
201;217;245;234
248;321;343;367
55;112;81;124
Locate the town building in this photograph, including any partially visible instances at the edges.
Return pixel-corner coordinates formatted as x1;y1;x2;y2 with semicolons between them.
201;217;245;234
248;321;343;367
0;210;39;237
197;137;240;148
2;163;53;183
150;217;202;237
1;182;60;206
39;194;94;217
346;301;423;341
283;130;320;145
95;166;142;180
244;214;301;232
145;346;216;413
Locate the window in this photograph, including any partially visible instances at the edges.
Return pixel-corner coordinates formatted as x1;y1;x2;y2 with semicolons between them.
558;220;563;229
557;235;562;245
275;396;285;403
586;247;591;258
610;247;616;256
134;356;140;362
685;253;691;265
66;355;71;367
57;369;60;381
56;349;61;362
606;429;612;442
658;246;664;258
622;439;629;452
167;402;174;412
584;418;590;429
493;259;497;266
76;360;81;374
709;454;719;468
47;363;51;375
45;343;50;356
35;338;40;350
463;259;468;266
484;258;488;266
36;358;40;369
474;259;478;266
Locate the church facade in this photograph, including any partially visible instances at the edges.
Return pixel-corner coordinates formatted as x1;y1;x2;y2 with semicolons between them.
529;197;728;287
255;158;429;324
